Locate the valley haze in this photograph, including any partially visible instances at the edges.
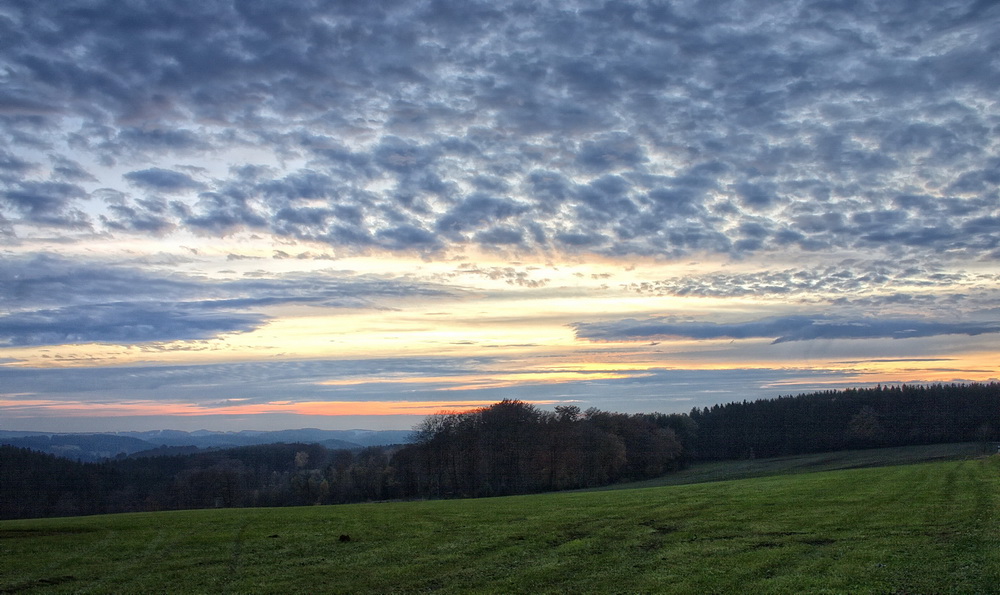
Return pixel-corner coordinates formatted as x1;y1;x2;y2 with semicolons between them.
0;428;414;462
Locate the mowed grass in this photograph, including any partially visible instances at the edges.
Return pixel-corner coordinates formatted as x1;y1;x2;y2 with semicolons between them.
2;457;998;594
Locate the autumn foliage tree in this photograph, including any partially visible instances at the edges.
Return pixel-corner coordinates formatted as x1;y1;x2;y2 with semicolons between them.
394;400;688;497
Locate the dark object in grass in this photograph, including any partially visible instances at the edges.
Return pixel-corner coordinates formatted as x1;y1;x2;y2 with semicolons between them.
339;534;351;542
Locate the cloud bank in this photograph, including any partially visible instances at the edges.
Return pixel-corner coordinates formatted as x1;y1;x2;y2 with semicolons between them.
571;315;1000;344
0;255;457;346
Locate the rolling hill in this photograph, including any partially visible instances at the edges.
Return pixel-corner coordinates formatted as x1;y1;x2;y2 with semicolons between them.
2;454;997;593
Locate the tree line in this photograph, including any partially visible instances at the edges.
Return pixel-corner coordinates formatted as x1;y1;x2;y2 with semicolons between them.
0;442;398;519
0;402;692;519
688;383;1000;460
3;383;998;519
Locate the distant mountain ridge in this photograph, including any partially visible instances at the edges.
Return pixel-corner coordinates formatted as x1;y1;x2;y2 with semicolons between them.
0;428;414;462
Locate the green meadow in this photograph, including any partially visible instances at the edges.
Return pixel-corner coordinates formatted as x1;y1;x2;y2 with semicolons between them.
2;455;998;594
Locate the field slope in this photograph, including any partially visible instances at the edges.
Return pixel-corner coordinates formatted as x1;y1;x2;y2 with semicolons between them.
2;457;998;594
588;441;988;491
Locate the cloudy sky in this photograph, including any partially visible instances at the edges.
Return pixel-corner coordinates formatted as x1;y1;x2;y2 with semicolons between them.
2;0;999;432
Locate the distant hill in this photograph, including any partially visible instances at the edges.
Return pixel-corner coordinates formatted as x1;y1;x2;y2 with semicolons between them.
117;428;414;449
0;428;414;462
0;434;156;462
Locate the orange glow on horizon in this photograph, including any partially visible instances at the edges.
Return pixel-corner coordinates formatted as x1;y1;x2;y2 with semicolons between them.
0;397;573;419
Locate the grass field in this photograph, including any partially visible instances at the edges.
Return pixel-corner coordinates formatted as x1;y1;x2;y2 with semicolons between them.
587;441;990;491
2;454;998;593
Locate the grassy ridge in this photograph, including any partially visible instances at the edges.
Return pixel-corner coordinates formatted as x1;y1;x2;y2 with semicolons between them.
587;441;988;491
2;456;998;594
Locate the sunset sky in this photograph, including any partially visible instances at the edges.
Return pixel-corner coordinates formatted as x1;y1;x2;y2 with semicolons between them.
2;0;999;433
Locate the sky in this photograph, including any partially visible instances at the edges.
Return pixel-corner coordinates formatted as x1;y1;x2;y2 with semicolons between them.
1;0;999;433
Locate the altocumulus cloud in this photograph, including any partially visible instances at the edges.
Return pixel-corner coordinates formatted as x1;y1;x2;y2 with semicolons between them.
124;168;204;193
1;0;999;422
0;0;996;262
